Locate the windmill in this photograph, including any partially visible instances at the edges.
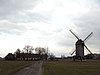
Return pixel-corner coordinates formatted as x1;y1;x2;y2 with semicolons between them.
69;30;93;61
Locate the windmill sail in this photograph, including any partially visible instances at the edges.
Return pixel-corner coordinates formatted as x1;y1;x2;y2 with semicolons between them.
69;30;80;40
84;32;93;42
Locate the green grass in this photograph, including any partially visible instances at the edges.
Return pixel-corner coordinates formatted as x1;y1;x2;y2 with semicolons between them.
0;60;34;75
43;60;100;75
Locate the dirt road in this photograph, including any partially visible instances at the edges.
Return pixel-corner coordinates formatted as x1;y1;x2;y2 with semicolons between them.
14;61;43;75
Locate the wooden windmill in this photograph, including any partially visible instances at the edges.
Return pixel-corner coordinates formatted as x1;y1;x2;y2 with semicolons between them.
69;30;93;61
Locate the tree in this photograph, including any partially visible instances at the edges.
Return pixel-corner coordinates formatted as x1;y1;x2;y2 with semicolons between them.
35;47;47;55
15;48;21;54
23;45;34;54
14;48;21;60
61;55;65;59
35;47;49;60
49;53;55;61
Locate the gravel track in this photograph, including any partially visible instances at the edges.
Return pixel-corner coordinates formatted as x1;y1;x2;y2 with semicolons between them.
13;61;43;75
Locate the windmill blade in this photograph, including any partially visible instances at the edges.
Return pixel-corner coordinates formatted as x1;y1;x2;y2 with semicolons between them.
71;50;76;55
70;50;76;55
69;30;80;40
83;32;93;42
84;44;93;54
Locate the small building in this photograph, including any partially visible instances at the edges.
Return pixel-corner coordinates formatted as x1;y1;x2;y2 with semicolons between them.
5;53;15;60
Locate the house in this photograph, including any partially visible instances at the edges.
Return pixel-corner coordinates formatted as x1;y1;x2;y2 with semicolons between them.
5;53;15;60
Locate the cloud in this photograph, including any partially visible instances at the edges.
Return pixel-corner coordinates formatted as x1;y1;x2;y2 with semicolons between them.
0;20;27;34
0;0;49;35
0;0;43;22
73;7;100;36
0;0;38;15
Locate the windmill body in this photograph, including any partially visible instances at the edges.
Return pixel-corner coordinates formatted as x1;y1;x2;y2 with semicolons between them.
69;30;93;61
76;39;84;57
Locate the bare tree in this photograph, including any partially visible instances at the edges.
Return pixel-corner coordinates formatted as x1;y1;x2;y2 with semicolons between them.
49;53;55;61
15;48;21;54
35;47;47;55
14;48;21;60
23;45;34;54
61;55;65;59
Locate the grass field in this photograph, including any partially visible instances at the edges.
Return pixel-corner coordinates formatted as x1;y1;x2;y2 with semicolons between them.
0;60;34;75
43;60;100;75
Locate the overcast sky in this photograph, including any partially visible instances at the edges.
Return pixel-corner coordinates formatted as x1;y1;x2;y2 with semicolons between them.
0;0;100;57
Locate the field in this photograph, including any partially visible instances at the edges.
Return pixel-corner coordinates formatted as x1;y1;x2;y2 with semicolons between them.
0;60;34;75
43;60;100;75
0;60;100;75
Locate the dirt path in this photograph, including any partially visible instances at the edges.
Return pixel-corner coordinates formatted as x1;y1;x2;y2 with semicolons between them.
14;61;43;75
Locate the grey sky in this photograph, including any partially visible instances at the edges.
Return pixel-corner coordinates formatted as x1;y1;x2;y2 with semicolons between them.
0;0;100;57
